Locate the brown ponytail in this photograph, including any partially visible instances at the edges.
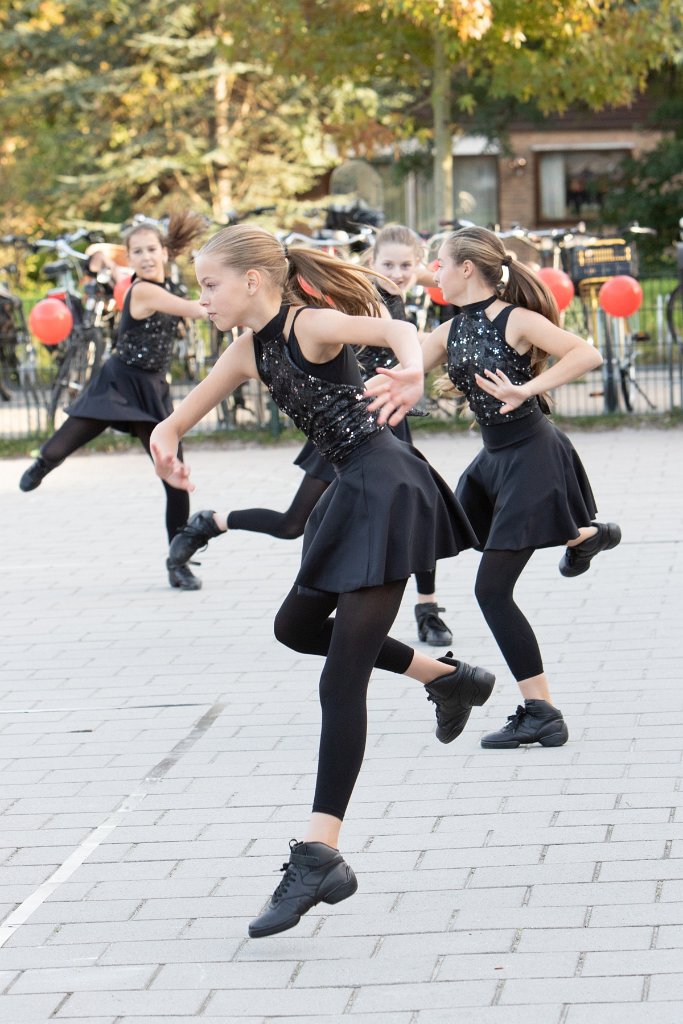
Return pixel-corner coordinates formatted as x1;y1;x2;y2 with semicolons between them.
443;226;556;378
435;225;559;405
124;210;207;260
198;224;396;318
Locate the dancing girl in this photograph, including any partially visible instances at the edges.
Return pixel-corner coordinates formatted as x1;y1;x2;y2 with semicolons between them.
168;224;453;645
413;226;621;750
150;224;495;937
19;212;209;591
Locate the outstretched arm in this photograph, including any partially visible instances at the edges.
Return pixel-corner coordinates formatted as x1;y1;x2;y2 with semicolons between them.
151;332;257;490
130;281;209;322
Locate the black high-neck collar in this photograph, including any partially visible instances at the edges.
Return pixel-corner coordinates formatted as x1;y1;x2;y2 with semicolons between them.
461;295;498;313
253;304;288;341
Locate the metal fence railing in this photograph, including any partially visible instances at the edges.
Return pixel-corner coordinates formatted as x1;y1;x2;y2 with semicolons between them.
2;276;682;442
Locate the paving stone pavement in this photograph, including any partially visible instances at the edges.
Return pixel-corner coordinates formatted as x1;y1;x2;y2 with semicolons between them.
0;426;681;1024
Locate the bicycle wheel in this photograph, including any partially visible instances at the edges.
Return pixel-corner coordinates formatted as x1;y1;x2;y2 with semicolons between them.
48;329;104;421
666;286;683;349
601;318;620;414
611;318;634;413
619;361;634;412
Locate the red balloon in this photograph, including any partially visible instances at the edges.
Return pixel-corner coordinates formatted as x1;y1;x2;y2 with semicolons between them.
598;275;643;318
537;267;575;312
113;275;133;311
28;297;74;346
427;261;448;306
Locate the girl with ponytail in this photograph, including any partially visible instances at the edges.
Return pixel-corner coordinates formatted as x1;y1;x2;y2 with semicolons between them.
168;222;454;647
150;223;496;939
419;226;621;751
19;210;210;591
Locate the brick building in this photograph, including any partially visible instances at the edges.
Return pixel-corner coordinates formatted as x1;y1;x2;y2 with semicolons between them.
336;94;666;236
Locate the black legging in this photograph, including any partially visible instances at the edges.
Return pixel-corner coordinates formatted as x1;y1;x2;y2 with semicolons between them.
474;548;543;682
40;416;189;542
274;580;414;820
227;473;328;540
228;473;437;594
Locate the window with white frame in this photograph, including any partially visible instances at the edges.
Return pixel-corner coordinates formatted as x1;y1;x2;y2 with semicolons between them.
537;148;631;223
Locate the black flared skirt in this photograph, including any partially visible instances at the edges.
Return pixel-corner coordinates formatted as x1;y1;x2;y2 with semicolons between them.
66;355;172;435
293;417;413;486
456;413;598;551
297;430;476;595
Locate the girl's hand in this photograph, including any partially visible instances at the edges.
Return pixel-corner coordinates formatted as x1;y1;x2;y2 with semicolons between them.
364;364;424;426
189;299;209;321
474;369;531;415
150;428;195;492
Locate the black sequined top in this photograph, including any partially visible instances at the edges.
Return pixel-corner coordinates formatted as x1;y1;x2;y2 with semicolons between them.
447;296;540;425
252;305;384;464
355;285;405;377
115;280;180;373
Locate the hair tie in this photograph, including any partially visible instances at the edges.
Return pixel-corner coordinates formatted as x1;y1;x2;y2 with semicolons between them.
282;244;289;259
501;256;511;267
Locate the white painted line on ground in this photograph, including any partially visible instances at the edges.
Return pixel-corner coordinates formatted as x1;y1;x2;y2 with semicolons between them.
0;702;226;948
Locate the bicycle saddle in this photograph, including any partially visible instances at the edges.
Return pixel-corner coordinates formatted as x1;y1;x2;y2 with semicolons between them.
42;259;71;280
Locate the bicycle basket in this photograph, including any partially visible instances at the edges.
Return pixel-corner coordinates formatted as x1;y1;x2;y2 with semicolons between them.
324;203;384;233
561;239;636;285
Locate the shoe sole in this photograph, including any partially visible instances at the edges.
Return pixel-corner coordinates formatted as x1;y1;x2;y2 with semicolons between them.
419;631;454;646
559;523;621;578
481;720;569;749
167;568;202;592
417;622;454;646
437;668;496;743
248;873;358;938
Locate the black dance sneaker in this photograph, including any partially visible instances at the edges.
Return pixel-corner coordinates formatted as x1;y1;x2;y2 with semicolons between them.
19;456;61;492
415;602;453;646
424;653;496;744
168;510;223;568
559;522;621;578
481;700;569;749
248;839;358;939
166;559;202;591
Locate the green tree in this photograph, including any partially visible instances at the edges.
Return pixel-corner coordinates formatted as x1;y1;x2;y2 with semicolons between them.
2;1;683;233
600;89;683;262
0;1;403;227
379;0;683;225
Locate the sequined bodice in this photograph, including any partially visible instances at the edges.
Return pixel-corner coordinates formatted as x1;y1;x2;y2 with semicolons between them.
252;306;384;464
355;286;405;377
115;281;180;372
447;297;538;425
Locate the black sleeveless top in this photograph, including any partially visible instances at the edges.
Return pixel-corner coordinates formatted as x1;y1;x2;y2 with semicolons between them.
252;305;384;464
355;284;406;377
115;279;181;373
446;295;540;426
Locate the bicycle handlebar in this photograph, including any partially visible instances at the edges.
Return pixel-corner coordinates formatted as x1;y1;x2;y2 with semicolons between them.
223;205;276;225
0;235;31;248
33;238;89;262
281;228;374;248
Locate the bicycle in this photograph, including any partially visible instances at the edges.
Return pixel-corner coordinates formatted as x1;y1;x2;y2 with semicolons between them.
0;252;47;417
0;259;22;402
24;229;114;423
561;229;656;413
665;216;683;408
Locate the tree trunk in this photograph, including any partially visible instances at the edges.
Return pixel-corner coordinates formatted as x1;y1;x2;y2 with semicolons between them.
431;32;453;229
213;60;233;220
